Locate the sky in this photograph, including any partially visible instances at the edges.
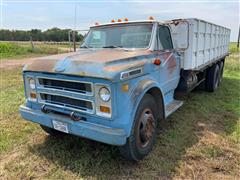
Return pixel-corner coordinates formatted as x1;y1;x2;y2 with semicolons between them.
1;0;239;41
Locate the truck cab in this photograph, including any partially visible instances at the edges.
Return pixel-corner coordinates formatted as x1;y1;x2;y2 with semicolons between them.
19;18;230;161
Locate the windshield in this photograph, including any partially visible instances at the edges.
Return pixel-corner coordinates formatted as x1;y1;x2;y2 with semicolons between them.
80;23;153;49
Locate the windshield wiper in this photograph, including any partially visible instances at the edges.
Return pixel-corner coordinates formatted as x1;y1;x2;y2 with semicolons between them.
102;45;123;48
80;43;92;48
80;45;91;48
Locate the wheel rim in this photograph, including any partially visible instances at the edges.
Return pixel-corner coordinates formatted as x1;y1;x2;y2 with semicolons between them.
138;108;155;148
219;63;223;82
214;67;220;89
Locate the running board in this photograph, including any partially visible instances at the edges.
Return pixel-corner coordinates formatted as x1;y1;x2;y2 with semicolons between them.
165;100;183;118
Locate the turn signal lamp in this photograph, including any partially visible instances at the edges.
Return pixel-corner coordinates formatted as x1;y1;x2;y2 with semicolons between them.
149;16;154;20
121;84;129;92
100;106;111;114
153;58;161;65
30;92;37;99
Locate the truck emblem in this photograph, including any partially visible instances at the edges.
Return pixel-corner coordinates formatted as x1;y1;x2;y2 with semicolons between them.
120;68;143;80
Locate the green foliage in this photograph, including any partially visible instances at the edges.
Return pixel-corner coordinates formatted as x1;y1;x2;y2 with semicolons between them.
229;42;240;53
0;29;30;41
0;42;30;58
0;28;84;42
0;42;65;59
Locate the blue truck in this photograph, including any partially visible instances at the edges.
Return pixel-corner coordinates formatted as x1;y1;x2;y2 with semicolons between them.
19;18;230;161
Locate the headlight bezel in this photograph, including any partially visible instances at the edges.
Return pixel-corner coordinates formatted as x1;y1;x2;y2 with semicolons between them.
25;75;37;102
95;84;112;118
98;86;111;102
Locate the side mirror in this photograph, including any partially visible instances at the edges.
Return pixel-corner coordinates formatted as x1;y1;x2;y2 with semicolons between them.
169;20;189;50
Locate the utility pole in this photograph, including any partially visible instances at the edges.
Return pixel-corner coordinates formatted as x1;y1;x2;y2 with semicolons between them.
73;31;76;52
30;36;34;51
73;4;77;52
237;25;240;48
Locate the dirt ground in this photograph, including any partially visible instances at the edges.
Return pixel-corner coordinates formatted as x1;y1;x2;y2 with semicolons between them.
0;58;36;69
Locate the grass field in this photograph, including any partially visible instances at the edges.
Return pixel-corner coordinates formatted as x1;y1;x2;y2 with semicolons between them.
0;41;69;59
0;43;239;179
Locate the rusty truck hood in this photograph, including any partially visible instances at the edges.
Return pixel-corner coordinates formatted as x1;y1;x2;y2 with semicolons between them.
23;49;153;82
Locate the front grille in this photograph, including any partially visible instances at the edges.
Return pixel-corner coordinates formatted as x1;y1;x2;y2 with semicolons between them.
36;76;94;114
40;93;93;113
37;77;93;95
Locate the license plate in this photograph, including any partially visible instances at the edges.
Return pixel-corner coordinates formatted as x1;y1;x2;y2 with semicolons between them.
52;120;69;133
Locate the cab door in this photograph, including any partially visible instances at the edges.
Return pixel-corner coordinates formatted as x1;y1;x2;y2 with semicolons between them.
157;25;181;94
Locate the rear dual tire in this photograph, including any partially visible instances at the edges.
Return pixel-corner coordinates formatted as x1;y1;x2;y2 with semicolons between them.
205;61;224;92
218;61;224;83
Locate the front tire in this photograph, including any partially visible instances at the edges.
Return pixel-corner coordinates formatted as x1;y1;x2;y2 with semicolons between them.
119;94;158;161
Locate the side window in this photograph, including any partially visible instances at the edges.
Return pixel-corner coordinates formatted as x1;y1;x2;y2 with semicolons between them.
158;26;173;50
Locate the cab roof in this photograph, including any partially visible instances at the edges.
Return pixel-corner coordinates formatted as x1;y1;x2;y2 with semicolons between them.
90;20;164;28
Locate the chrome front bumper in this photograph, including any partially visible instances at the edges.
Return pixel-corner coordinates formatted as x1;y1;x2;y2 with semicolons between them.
19;105;127;146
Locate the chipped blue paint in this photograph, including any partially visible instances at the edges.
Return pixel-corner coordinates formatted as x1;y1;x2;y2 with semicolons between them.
54;57;72;72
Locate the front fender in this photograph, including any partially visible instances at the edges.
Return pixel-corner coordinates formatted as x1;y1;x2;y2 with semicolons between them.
129;79;164;129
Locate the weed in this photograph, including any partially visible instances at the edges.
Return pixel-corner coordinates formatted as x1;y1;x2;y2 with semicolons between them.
0;42;67;59
0;46;239;179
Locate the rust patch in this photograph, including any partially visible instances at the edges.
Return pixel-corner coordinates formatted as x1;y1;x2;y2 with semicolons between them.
104;61;146;72
24;59;59;72
160;51;172;60
24;49;152;73
68;49;152;63
167;54;177;75
167;55;177;69
131;79;155;105
158;51;177;74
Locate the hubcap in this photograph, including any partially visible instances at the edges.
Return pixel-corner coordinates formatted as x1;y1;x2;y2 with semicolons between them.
138;108;155;148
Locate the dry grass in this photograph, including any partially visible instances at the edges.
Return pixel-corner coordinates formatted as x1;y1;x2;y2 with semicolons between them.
0;48;239;179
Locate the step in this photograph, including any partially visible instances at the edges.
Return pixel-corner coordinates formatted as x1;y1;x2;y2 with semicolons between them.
165;100;183;118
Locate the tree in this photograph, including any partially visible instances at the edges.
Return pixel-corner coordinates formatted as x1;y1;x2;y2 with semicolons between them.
0;28;84;42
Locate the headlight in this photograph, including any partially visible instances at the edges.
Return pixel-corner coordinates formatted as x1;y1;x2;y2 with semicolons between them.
99;87;111;102
28;77;36;90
